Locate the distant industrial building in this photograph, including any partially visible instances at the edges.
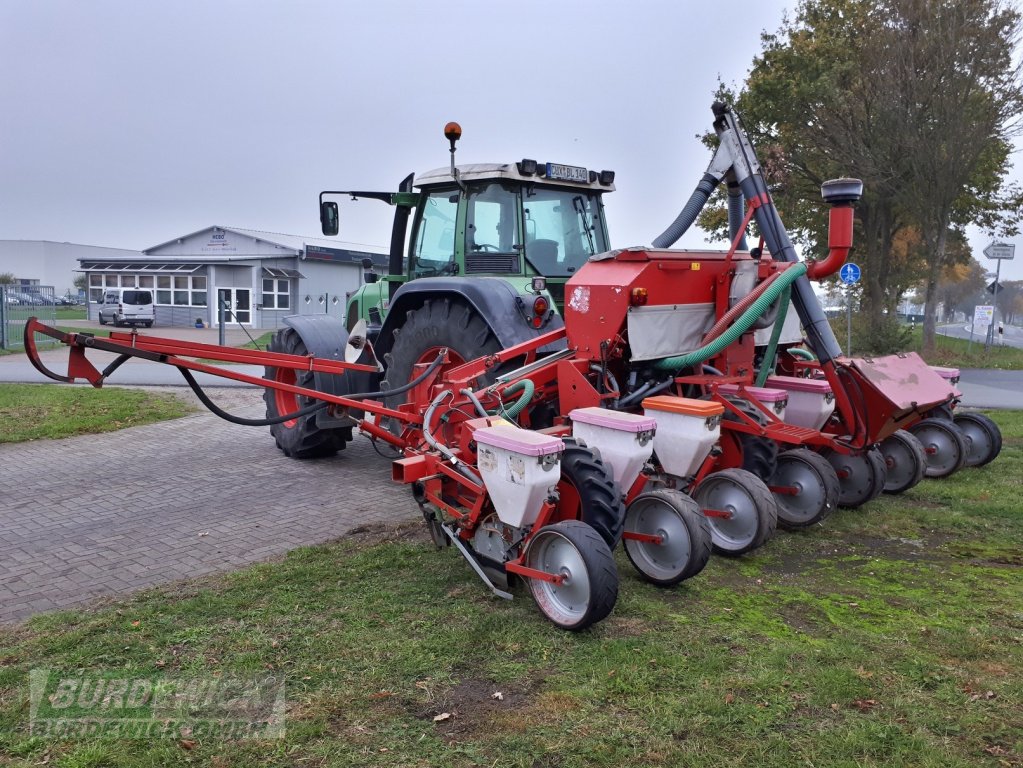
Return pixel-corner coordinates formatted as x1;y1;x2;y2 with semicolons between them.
76;226;387;329
0;240;138;297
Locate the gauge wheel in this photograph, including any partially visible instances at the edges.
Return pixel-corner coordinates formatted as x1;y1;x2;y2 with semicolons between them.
524;520;618;631
909;417;968;478
693;468;778;557
623;489;712;586
953;412;1002;467
769;449;840;529
879;430;926;494
822;447;887;508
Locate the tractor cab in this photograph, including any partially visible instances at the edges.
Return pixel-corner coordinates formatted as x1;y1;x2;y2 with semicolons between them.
319;124;615;333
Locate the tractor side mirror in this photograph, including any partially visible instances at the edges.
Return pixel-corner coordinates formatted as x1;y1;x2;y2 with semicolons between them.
362;257;379;283
320;201;339;236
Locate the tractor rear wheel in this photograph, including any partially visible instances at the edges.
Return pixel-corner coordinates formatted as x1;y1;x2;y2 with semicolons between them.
524;520;618;631
953;412;1002;467
770;448;840;529
623;489;712;586
264;327;352;459
909;417;968;478
879;429;926;494
556;438;626;549
693;468;778;557
380;298;503;434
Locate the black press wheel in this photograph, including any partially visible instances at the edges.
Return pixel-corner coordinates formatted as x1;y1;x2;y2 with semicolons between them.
556;438;626;549
623;489;712;586
693;468;778;557
909;417;968;478
769;449;840;529
380;297;504;433
953;412;1002;467
524;520;619;631
263;327;352;459
822;447;887;508
879;429;926;494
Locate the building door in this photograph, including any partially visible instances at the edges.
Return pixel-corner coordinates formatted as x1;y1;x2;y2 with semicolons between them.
214;288;252;326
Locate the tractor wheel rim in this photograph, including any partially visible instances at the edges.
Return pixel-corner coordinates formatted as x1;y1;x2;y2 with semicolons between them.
411;346;466;384
700;478;758;548
773;457;826;524
274;367;299;429
528;531;589;624
624;496;692;581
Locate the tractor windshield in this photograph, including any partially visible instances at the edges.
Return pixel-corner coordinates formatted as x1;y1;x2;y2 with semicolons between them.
411;189;458;278
523;187;607;277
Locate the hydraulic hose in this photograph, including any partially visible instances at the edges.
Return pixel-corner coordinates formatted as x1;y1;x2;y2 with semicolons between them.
652;172;721;248
754;285;791;387
178;367;327;427
652;263;808;371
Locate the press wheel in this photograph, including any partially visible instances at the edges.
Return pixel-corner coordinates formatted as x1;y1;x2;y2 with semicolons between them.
623;489;712;586
769;449;840;529
693;468;778;557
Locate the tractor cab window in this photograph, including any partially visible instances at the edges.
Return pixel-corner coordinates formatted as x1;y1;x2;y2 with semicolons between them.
465;182;520;254
411;189;458;278
523;188;608;277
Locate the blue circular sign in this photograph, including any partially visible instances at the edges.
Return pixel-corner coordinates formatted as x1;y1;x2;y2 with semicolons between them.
840;263;861;284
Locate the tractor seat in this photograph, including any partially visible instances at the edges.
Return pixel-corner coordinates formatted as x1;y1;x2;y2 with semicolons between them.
529;239;560;273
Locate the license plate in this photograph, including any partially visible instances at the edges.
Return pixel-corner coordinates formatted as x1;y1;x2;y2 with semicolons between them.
545;163;589;183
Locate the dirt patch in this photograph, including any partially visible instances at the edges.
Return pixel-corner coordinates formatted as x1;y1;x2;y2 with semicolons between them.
412;675;532;740
778;603;830;635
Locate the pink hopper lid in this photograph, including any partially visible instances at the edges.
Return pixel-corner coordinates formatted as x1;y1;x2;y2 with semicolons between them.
765;375;833;394
718;384;789;403
474;425;564;456
930;366;960;381
569;407;656;433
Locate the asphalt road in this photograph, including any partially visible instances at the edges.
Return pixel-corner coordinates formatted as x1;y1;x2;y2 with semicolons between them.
938;322;1023;350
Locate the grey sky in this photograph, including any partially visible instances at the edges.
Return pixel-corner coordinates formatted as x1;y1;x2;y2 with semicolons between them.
2;0;1020;283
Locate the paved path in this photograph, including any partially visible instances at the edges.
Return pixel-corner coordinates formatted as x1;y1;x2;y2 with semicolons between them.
0;389;418;624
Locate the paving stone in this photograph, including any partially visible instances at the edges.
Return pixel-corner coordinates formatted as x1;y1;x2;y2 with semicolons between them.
0;389;418;623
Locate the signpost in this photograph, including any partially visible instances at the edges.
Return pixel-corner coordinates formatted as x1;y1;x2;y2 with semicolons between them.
974;304;995;352
982;242;1014;351
840;263;860;354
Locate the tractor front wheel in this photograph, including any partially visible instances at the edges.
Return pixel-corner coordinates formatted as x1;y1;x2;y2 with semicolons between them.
524;520;618;631
263;327;352;459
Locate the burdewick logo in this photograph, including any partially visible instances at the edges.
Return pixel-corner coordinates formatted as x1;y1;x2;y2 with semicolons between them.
28;670;285;740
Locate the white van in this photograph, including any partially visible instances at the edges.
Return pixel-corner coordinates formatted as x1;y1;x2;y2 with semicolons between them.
98;289;155;328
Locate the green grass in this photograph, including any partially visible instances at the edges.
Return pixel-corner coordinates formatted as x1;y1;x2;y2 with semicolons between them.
0;384;194;442
917;327;1023;370
0;414;1020;766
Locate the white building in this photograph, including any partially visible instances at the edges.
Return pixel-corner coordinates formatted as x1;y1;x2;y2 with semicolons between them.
0;240;139;296
80;226;387;329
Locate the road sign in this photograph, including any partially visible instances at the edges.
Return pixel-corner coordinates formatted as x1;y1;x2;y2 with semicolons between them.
987;281;1004;295
974;305;995;327
983;242;1015;260
839;263;861;284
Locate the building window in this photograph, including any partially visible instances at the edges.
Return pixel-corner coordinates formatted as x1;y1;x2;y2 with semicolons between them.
150;274;207;306
261;278;291;310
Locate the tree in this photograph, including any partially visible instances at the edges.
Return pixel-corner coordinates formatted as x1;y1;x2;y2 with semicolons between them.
0;272;15;285
714;0;1023;350
934;255;987;321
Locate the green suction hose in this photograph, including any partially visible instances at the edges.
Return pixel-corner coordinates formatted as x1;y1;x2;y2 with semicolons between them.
755;284;791;387
787;347;817;361
652;263;808;372
495;379;535;419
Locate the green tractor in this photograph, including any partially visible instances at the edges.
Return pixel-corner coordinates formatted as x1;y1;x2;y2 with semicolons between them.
263;122;616;458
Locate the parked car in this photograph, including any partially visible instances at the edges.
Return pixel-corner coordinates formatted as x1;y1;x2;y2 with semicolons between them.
97;289;155;327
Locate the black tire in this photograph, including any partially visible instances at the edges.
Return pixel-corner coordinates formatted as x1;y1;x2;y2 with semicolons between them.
144;321;153;328
263;327;352;459
624;489;712;586
98;314;107;326
821;447;886;508
693;468;778;557
770;449;840;529
908;417;968;479
879;430;926;494
953;412;1002;467
380;298;504;430
558;437;626;549
723;402;778;481
525;520;618;631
